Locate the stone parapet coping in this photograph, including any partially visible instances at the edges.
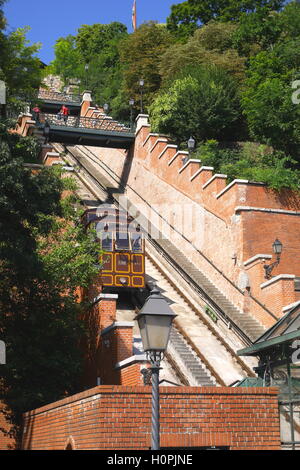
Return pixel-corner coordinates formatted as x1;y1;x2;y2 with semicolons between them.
157;144;177;160
136;113;149;122
115;354;147;370
190;166;214;182
282;300;300;313
261;274;296;289
150;138;168;154
92;292;118;305
168;151;188;166
216;179;260;199
23;386;279;418
178;159;201;174
101;321;134;336
202;174;227;190
244;254;272;267
142;132;159;147
235;206;300;216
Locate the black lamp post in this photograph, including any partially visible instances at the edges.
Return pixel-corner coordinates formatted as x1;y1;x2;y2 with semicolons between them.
135;286;176;450
84;64;89;88
188;136;195;156
182;136;195;165
43;121;50;144
139;79;144;114
103;103;109;114
129;98;135;130
0;80;6;118
264;238;283;279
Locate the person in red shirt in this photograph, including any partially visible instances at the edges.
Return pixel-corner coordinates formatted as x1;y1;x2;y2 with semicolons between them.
59;105;69;124
32;104;41;122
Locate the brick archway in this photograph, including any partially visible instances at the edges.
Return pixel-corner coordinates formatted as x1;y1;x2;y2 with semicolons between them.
64;436;76;450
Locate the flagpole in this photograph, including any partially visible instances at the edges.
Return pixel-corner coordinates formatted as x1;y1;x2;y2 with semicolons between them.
132;0;137;32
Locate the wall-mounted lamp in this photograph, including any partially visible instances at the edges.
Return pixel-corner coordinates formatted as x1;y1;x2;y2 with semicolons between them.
263;239;283;279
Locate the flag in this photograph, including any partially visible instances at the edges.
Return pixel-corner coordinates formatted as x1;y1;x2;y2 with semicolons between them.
132;0;137;31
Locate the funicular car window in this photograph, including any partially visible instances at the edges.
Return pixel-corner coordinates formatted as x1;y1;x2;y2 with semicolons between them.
131;233;142;252
101;232;113;251
115;232;130;251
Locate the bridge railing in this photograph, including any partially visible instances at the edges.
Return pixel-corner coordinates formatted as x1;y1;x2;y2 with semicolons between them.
39;113;133;133
38;89;81;104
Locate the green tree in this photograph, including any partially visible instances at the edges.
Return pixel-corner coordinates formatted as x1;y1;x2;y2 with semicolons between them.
76;22;127;63
149;65;243;143
0;0;6;30
117;22;174;114
241;38;300;157
82;35;126;109
0;27;42;112
167;0;284;41
0;119;99;437
50;35;82;84
50;23;128;113
160;21;246;83
233;2;300;56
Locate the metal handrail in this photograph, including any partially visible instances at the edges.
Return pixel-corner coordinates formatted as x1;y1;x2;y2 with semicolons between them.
39;113;133;134
38;89;81;104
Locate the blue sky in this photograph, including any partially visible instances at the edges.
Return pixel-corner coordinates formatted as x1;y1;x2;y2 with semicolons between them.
3;0;184;64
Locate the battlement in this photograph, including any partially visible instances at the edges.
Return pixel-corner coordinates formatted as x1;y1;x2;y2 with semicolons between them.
131;116;300;324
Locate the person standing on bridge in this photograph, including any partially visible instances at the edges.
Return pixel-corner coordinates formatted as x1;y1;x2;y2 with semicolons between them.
32;104;41;123
60;104;69;124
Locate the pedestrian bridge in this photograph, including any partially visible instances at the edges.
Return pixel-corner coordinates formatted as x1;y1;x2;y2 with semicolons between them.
38;89;81;115
38;113;135;149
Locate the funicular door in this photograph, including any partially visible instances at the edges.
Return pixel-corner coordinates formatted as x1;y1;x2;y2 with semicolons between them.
114;252;131;287
131;253;145;288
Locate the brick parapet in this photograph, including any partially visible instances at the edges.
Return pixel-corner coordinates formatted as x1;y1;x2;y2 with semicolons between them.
260;275;296;317
22;386;281;450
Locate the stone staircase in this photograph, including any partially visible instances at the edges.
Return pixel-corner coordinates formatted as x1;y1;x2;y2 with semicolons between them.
154;239;265;343
145;257;248;385
169;327;215;386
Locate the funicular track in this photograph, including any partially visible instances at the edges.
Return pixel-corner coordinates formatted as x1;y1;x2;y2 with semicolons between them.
53;142;258;384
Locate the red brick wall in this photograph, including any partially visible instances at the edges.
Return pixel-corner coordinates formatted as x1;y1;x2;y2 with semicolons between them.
0;405;16;450
99;299;117;330
82;294;117;388
87;124;300;325
22;385;280;450
120;363;145;386
261;278;296;317
100;325;140;385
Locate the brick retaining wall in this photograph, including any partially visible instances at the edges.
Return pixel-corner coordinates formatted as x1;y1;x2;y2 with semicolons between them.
22;385;281;450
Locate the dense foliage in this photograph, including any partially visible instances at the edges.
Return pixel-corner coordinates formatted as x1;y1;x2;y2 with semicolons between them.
0;18;42;112
0;118;100;434
166;0;284;41
150;65;243;143
0;0;100;437
193;140;300;190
